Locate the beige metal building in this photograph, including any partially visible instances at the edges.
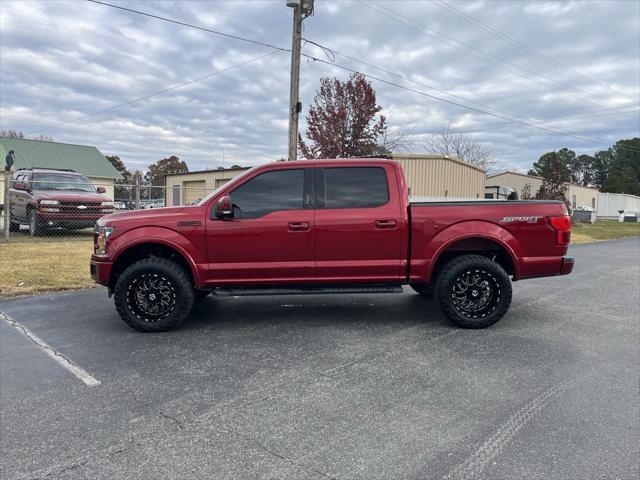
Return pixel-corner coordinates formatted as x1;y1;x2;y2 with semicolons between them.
165;167;250;206
165;154;486;206
487;171;599;210
392;153;486;199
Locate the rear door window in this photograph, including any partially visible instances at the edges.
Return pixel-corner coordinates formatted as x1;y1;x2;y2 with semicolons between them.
319;167;389;209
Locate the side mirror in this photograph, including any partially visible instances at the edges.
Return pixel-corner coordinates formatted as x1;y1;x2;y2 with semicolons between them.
96;186;106;194
215;195;234;219
13;182;26;191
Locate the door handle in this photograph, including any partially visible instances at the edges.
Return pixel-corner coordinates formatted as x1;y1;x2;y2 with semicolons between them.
288;221;310;232
375;219;397;230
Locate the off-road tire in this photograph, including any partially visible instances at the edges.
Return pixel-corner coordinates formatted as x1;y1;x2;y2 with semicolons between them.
29;209;43;236
114;257;195;332
410;283;433;297
435;254;512;329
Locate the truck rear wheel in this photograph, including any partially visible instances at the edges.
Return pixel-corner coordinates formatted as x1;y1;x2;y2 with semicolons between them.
435;254;512;329
114;257;195;332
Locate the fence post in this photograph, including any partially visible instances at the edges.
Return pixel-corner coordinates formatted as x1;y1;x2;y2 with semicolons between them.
134;172;141;210
3;170;10;241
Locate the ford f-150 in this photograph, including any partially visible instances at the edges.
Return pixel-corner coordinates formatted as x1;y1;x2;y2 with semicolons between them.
91;159;574;332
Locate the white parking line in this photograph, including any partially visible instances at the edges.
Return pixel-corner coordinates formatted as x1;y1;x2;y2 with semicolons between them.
1;312;101;387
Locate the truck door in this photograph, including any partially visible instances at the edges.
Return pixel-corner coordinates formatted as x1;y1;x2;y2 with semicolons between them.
314;165;403;283
10;173;28;222
205;167;315;284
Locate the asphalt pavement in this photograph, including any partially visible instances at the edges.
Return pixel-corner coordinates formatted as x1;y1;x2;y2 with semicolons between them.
1;238;639;480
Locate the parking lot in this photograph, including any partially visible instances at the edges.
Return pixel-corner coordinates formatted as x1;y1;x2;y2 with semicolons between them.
1;239;638;480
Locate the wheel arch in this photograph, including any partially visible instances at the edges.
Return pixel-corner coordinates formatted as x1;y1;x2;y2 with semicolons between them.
425;221;521;283
109;239;200;290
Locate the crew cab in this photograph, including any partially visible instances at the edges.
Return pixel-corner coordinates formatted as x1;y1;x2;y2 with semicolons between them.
9;168;114;235
91;159;573;332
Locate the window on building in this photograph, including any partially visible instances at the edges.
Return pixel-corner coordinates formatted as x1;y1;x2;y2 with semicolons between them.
320;167;389;209
231;169;305;218
572;194;577;209
592;197;596;209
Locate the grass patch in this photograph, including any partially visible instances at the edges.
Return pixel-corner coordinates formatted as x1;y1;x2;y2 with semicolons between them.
571;220;640;244
0;236;97;297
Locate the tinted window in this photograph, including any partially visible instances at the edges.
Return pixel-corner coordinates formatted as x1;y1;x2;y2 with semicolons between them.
231;169;304;219
322;167;389;209
31;173;95;192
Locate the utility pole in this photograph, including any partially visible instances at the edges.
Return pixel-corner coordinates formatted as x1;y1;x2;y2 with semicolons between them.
286;0;314;161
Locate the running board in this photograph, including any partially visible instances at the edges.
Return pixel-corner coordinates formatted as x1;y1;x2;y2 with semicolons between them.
213;285;404;297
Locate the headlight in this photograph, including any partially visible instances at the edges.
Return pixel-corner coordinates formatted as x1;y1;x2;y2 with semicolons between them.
101;201;114;207
39;199;59;205
94;226;115;255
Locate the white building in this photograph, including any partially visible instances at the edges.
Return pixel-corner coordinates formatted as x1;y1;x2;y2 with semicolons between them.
597;193;640;219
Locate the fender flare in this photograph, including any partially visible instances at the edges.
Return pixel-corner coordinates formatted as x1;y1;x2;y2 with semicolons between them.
425;221;522;281
108;226;202;285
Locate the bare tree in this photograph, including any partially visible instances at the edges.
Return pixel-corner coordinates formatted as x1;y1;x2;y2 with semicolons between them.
424;125;495;172
376;125;414;155
1;130;54;142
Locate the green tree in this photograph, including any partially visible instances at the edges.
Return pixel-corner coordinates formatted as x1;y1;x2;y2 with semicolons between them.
145;156;188;199
602;138;640;195
106;155;134;202
531;151;569;203
591;149;613;189
528;148;573;182
106;155;132;182
570;154;595;186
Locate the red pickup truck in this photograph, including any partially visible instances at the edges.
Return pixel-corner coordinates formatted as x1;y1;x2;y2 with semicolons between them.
91;159;573;332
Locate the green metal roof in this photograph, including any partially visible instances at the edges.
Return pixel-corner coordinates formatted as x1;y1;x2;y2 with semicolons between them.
0;137;122;179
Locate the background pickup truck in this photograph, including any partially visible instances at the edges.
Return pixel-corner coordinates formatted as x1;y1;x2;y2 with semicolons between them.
91;159;573;332
9;167;114;236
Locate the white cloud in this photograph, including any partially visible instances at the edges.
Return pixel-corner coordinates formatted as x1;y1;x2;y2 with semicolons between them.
0;0;638;172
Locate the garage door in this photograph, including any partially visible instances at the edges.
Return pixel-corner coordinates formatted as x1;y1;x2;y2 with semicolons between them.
183;180;206;205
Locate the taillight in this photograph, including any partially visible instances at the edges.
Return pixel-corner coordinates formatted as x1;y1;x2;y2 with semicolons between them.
549;215;571;245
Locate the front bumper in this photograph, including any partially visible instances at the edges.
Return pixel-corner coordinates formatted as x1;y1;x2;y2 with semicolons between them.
38;211;108;229
559;256;574;276
90;257;113;287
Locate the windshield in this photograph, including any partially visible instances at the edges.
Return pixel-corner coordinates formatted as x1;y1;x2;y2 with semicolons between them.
32;173;96;192
196;167;256;206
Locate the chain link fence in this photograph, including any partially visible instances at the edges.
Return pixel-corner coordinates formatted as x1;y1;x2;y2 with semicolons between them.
1;175;212;243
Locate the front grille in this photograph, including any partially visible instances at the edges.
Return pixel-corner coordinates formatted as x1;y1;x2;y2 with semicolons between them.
59;202;103;213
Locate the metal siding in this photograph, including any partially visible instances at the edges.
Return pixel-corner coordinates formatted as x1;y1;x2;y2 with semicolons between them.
164;169;248;206
567;184;599;210
395;156;484;198
487;172;543;197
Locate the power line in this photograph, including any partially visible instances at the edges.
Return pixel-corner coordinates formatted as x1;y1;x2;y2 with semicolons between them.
35;51;280;134
302;53;640;151
86;0;639;153
301;38;633;141
87;0;290;53
429;0;632;98
357;0;617;108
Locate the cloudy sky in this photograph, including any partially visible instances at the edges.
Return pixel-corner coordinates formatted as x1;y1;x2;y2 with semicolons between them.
1;0;638;173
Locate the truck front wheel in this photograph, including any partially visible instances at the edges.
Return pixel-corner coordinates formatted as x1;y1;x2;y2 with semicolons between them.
435;255;512;329
113;257;195;332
